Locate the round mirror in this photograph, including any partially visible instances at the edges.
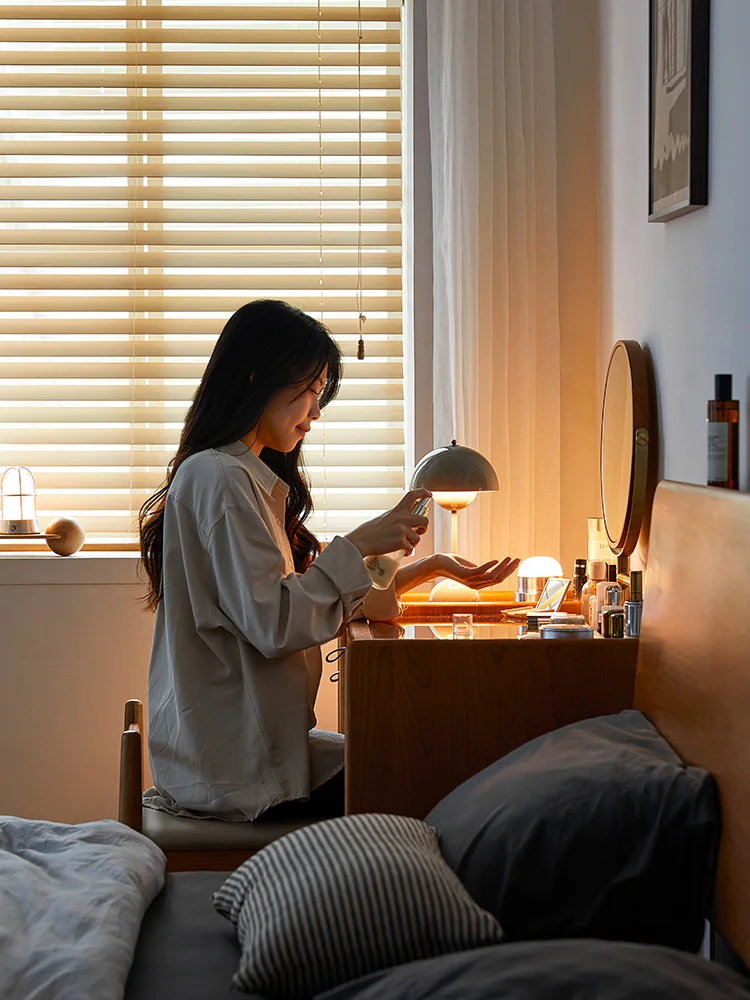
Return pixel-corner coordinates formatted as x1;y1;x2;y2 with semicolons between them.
600;340;650;556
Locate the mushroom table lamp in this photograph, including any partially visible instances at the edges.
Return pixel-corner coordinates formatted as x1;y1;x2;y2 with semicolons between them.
410;440;499;603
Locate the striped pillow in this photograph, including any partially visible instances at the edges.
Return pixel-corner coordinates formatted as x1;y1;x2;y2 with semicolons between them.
212;813;503;998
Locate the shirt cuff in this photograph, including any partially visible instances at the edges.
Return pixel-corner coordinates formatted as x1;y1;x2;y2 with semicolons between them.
313;534;373;608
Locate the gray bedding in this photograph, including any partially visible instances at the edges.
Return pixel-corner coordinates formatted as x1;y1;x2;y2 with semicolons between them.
124;872;268;1000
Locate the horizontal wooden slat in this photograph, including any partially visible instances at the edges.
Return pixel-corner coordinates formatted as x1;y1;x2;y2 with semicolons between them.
0;400;404;424
0;444;406;468
0;207;399;226
0;72;400;90
0;274;401;293
0;28;399;45
0;360;403;380
0;118;401;136
0;140;400;157
0;317;403;335
0;229;401;246
0;185;402;203
0;95;401;114
0;250;401;268
0;5;401;22
0;381;403;403
0;425;405;446
0;293;401;312
0;161;402;179
2;49;400;68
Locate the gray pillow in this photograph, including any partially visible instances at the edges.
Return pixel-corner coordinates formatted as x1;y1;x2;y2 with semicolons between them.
425;710;720;950
212;813;503;998
317;940;750;1000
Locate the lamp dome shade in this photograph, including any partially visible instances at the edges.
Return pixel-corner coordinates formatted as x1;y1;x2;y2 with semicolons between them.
410;441;499;493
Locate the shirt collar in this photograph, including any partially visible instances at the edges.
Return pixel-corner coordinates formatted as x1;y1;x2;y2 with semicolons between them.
218;441;290;502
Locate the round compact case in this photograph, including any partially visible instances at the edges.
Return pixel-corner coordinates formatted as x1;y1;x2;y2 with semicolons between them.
539;623;594;640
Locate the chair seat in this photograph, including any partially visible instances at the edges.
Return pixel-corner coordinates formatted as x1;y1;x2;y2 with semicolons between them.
142;805;321;852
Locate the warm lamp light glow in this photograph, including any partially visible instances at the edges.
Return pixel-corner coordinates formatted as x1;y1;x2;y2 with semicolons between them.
431;491;478;511
516;556;563;578
428;578;481;603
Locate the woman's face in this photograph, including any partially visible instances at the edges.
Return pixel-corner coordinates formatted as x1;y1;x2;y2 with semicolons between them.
250;370;326;455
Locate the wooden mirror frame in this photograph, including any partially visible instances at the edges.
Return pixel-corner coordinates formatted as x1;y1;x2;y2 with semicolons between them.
600;340;651;557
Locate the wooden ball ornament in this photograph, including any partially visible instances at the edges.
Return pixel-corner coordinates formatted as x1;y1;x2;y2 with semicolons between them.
44;517;85;556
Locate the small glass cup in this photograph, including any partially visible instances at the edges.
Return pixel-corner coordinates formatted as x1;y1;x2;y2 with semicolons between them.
452;612;474;639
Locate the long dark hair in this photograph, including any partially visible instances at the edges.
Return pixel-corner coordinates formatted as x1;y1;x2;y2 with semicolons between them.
139;299;343;611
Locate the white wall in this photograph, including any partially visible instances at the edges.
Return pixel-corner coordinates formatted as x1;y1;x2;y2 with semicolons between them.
0;554;341;824
599;0;750;496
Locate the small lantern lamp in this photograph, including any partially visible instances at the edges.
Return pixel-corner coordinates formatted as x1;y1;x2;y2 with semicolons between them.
1;466;39;535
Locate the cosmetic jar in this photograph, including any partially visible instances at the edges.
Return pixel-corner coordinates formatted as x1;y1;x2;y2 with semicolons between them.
539;623;594;640
550;613;586;625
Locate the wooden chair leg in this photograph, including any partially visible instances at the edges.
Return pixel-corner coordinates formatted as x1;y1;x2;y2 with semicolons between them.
119;699;144;833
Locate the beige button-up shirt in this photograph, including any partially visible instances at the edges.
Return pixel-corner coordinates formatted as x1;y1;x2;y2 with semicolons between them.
144;441;399;821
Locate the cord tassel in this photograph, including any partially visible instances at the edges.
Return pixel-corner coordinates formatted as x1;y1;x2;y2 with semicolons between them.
357;312;366;360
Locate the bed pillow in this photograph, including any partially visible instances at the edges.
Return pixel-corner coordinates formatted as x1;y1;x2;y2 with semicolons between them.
212;813;503;999
316;940;750;1000
425;709;720;951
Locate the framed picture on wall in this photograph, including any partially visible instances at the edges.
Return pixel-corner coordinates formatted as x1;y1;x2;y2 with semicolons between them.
649;0;710;222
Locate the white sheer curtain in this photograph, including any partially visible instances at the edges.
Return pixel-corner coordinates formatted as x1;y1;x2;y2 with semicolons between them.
426;0;563;567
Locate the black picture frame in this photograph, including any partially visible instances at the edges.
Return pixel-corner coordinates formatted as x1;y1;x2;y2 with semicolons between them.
648;0;710;222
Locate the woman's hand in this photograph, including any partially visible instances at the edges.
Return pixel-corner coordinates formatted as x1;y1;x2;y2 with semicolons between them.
394;552;520;597
432;553;520;590
345;489;431;558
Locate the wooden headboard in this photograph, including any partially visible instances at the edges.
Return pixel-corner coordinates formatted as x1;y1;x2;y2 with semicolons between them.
634;480;750;967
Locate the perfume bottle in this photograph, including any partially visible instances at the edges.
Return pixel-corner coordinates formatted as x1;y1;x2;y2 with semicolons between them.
364;496;431;590
572;558;587;601
581;560;606;625
707;373;739;490
624;569;643;638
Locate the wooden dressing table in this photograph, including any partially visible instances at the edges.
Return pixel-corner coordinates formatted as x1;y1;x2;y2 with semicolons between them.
340;596;638;818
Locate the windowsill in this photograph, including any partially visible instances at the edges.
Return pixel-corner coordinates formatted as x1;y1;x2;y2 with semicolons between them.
0;551;142;586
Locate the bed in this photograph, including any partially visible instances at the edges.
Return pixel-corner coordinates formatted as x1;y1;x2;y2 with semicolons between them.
3;479;750;1000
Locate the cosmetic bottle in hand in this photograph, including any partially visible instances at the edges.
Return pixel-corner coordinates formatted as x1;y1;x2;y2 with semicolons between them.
364;496;431;590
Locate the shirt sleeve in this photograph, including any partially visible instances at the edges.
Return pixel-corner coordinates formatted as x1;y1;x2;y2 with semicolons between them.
206;505;373;659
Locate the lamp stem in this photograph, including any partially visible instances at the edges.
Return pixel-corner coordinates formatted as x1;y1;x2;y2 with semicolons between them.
451;508;458;555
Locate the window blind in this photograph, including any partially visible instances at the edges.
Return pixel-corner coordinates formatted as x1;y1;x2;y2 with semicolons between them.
0;0;403;548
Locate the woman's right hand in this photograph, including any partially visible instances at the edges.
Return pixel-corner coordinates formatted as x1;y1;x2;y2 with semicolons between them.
345;489;431;558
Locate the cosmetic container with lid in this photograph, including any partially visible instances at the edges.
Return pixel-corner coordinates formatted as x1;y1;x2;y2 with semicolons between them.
519;614;542;639
539;623;594;640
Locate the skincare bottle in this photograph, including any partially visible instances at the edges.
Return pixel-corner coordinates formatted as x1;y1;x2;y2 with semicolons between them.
364;496;431;590
594;564;618;633
624;570;643;638
602;606;625;638
581;560;606;625
598;583;622;634
572;558;587;600
707;373;739;489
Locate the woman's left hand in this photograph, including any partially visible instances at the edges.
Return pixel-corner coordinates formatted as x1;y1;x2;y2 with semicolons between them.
432;553;520;591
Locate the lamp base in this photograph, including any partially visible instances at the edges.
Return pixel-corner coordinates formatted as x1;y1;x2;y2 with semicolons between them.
429;578;481;603
0;518;39;534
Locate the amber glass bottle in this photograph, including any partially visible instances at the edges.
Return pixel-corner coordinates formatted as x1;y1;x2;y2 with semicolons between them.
707;374;739;490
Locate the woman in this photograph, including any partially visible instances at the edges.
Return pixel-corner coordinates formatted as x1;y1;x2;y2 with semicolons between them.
139;300;517;822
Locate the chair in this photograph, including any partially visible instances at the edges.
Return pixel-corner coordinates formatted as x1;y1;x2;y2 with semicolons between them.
118;699;324;872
